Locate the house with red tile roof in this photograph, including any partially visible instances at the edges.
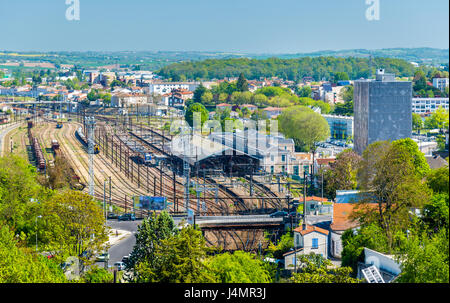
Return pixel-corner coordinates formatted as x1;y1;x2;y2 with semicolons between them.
216;103;233;111
240;104;258;112
329;202;377;258
314;157;336;174
283;224;329;270
262;107;284;118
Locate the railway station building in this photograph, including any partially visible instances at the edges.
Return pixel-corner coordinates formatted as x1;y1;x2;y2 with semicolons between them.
169;134;260;177
209;129;308;176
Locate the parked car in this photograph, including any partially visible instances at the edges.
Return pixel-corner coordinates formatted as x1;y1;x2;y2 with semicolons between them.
114;262;125;271
288;211;298;218
118;213;136;221
107;212;118;219
269;211;288;218
122;255;130;264
96;252;110;262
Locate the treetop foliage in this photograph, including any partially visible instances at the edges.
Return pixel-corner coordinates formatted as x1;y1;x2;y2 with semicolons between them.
157;56;415;81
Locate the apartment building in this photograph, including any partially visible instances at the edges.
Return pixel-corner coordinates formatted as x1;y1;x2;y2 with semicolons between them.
412;97;449;114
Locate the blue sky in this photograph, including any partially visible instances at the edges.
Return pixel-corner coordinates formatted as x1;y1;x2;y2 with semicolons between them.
0;0;448;53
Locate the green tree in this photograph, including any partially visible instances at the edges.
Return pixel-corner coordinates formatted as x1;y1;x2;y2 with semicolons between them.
290;253;360;283
0;225;67;283
236;73;248;92
355;140;430;251
396;229;449;283
236;91;252;105
341;223;390;275
422;193;449;232
413;69;428;91
185;102;209;128
251;93;268;106
278;106;330;152
340;85;354;102
39;190;109;264
265;232;293;259
412;113;423;131
0;155;44;236
134;226;216;283
82;266;114;283
426;165;449;195
424;107;449;130
333;72;350;82
127;211;176;274
193;83;207;103
297;86;312;98
207;251;272;283
87;90;98;101
323;149;362;200
100;93;111;105
392;138;430;178
200;91;213;105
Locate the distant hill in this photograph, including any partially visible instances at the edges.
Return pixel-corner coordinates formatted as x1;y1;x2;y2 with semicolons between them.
251;48;449;65
0;48;447;72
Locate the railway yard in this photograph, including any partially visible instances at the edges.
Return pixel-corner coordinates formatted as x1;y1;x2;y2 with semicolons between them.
1;109;299;252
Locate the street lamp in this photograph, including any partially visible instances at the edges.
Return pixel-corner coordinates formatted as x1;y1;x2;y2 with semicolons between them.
35;215;42;252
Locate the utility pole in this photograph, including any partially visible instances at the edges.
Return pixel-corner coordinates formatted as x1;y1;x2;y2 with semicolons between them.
183;138;190;212
87;117;96;197
109;176;112;211
103;180;107;220
303;169;307;228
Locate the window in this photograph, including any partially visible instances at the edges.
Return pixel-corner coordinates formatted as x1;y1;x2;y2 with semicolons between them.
312;238;318;249
282;155;286;162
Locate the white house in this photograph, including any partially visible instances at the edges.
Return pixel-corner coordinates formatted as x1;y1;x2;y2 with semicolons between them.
432;77;449;92
262;107;284;119
283;225;329;270
149;82;200;95
357;248;402;283
111;93;150;107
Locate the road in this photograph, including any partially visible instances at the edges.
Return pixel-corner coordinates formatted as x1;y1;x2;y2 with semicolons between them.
0;122;22;157
105;219;140;266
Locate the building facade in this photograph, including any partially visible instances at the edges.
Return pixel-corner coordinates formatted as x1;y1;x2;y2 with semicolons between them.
412;97;449;114
283;225;329;270
111;93;150;107
432;77;449;92
322;114;354;139
149;82;200;95
354;69;412;155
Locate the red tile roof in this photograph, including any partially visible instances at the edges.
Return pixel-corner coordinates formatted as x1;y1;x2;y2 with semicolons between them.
304;196;330;202
293;224;329;236
316;158;336;165
330;203;378;231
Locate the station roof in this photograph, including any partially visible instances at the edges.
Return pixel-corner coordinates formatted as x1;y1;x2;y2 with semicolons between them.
170;134;256;165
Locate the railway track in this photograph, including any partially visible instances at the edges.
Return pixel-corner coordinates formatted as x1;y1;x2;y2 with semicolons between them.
125;128;248;215
53;122;151;209
105;127;232;215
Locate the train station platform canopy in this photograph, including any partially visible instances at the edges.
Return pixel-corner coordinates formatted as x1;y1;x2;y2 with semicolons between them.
169;134;258;166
